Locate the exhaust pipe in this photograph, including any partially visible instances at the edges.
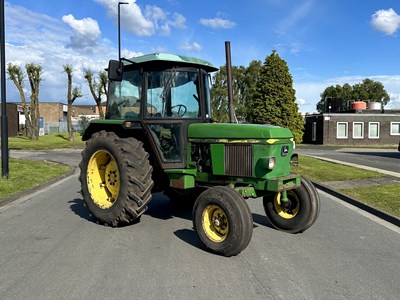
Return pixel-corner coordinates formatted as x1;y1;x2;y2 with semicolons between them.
225;41;236;123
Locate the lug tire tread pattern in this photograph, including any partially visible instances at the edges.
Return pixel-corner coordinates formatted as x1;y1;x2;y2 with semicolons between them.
79;131;154;226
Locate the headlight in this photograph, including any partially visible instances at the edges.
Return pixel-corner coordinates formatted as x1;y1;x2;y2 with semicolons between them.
268;157;276;169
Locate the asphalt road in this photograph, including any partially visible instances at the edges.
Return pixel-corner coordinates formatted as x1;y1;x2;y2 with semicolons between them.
296;145;400;174
0;173;399;300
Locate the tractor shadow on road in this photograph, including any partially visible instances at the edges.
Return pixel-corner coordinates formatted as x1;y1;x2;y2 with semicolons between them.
68;194;274;252
69;198;98;223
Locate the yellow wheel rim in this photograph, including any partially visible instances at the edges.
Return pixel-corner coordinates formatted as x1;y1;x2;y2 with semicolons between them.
202;205;229;243
274;191;300;219
87;150;120;209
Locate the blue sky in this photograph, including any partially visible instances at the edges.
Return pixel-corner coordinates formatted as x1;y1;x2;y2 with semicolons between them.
3;0;400;113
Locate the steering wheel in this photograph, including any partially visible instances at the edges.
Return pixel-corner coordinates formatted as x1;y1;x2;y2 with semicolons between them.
171;104;187;117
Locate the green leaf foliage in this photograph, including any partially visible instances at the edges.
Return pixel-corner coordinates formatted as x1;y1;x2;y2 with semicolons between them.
210;60;262;123
247;50;304;143
317;78;390;113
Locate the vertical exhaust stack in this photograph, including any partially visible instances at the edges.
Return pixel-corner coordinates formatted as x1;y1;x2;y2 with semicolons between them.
225;41;236;123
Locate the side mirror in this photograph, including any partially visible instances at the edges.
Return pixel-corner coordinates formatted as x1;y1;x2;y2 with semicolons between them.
108;60;123;81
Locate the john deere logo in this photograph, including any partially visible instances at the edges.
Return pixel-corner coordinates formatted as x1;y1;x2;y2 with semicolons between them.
281;145;289;156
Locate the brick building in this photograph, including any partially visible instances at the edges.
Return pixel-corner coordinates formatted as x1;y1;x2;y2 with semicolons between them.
0;103;20;136
2;102;101;136
304;109;400;146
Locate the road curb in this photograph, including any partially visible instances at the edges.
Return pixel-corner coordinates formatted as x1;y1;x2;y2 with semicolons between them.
312;181;400;227
0;165;78;208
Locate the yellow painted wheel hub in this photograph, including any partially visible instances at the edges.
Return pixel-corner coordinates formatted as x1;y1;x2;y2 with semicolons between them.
87;150;120;209
274;191;300;219
202;205;229;243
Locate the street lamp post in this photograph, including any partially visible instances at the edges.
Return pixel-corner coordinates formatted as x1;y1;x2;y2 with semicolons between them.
1;0;9;179
118;2;129;61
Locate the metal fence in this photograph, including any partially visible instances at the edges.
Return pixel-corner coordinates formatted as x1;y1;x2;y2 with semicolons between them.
43;121;82;135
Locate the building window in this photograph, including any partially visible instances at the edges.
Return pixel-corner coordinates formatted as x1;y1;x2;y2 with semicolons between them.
391;122;400;135
337;122;348;139
368;122;380;139
312;122;317;142
353;122;364;139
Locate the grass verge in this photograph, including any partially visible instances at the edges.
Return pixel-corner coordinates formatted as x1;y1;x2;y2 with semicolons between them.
293;155;400;218
292;155;383;182
0;158;71;200
340;185;400;217
7;132;84;150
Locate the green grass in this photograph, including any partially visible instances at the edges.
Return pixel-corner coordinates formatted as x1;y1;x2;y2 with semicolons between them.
7;132;85;150
0;158;71;199
340;184;400;217
292;155;383;182
293;155;400;218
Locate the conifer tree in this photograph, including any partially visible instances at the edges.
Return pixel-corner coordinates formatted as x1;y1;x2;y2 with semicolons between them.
248;50;304;142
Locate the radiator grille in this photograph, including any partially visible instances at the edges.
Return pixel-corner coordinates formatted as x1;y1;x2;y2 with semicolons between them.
224;144;253;177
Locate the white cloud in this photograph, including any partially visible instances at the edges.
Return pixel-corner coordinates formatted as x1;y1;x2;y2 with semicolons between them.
275;0;314;35
371;8;400;35
62;14;101;49
121;49;143;59
296;98;307;105
199;17;235;29
170;13;186;29
94;0;185;37
5;2;70;50
5;4;114;104
180;42;202;52
94;0;154;36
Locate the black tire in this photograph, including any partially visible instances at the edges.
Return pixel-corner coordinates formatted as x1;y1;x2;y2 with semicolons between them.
192;186;253;257
79;131;154;226
263;176;320;233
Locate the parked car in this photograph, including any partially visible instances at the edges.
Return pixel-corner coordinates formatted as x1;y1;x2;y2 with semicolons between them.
398;140;400;152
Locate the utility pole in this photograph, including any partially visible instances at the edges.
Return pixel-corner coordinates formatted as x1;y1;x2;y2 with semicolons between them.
118;2;129;61
1;0;9;179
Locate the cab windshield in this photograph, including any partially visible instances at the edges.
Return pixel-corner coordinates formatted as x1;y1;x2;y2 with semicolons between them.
106;68;205;120
146;69;200;118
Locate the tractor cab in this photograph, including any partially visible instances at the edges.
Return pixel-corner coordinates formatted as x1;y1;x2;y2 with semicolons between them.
105;53;218;167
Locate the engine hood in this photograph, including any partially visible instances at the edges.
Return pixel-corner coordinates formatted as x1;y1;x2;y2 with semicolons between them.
188;123;293;140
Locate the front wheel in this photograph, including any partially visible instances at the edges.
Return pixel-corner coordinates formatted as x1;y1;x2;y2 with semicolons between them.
263;177;320;233
192;186;253;257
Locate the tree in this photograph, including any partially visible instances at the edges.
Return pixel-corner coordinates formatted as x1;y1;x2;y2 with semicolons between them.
247;50;304;143
7;63;42;140
84;70;108;118
63;64;82;142
210;60;262;123
211;66;229;122
354;78;390;106
317;79;390;113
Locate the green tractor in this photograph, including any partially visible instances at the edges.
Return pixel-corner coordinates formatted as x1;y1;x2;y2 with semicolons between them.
79;53;320;257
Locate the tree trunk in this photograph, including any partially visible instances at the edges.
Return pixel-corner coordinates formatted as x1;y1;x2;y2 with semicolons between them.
67;100;73;141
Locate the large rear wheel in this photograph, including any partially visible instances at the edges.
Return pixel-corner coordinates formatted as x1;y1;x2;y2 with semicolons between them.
263;177;320;233
192;186;253;257
79;131;154;226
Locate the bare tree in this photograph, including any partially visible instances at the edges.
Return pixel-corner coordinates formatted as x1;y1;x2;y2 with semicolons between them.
84;70;108;119
63;64;82;141
7;63;42;140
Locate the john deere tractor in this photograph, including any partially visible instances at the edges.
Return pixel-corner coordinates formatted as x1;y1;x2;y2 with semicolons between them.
79;53;320;257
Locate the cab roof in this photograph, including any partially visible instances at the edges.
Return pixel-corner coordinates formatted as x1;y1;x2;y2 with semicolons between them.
122;53;219;72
